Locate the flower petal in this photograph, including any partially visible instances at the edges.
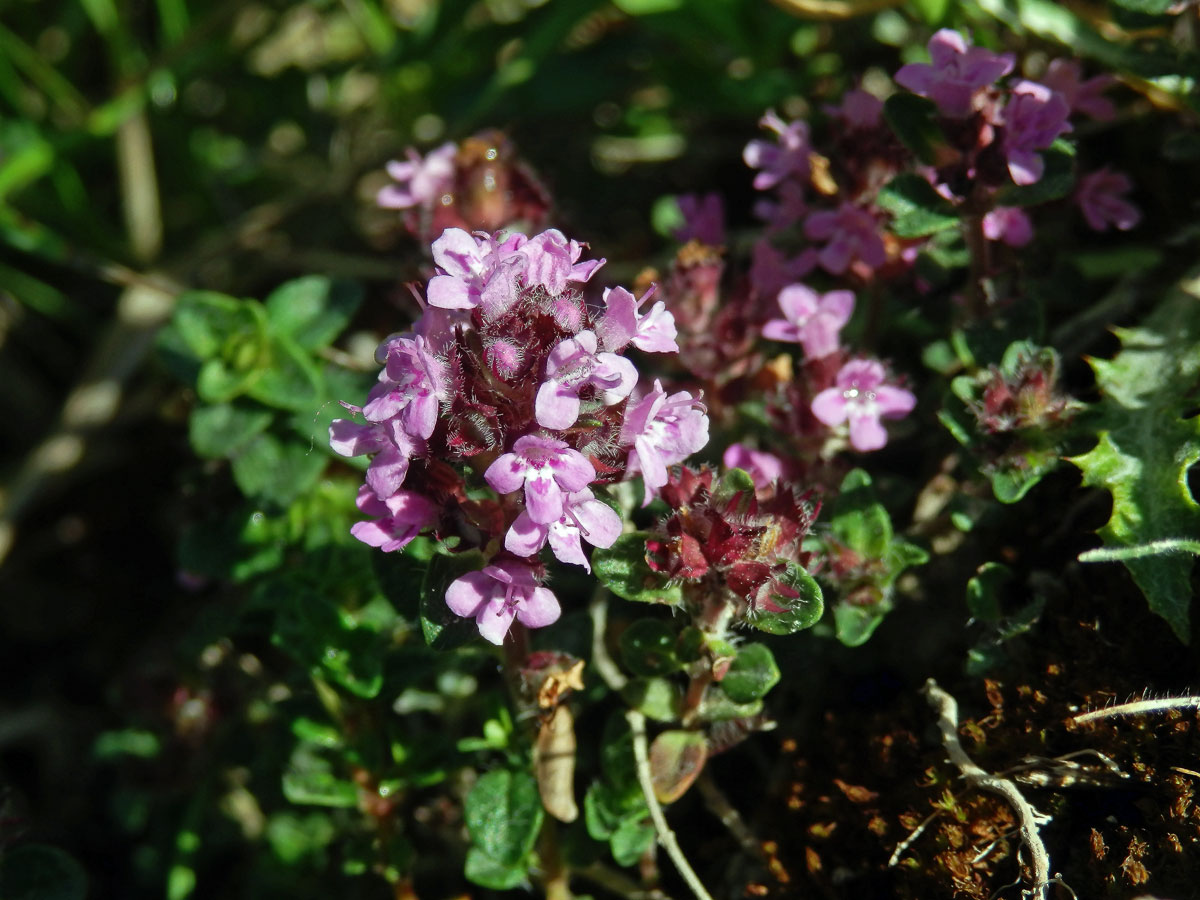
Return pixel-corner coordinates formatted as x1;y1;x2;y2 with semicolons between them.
516;587;561;629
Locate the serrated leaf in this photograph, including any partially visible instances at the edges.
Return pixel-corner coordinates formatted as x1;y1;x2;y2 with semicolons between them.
592;533;682;605
265;276;363;350
877;173;959;238
1067;277;1200;642
465;769;543;867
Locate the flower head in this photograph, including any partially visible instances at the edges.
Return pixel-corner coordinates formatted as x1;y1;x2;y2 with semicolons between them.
534;330;639;430
1001;81;1072;187
1041;59;1116;122
744;111;812;191
349;485;438;552
597;286;679;354
1076;167;1140;232
982;206;1034;247
803;204;886;275
505;488;621;571
761;283;854;360
895;29;1015;118
485;435;595;523
362;333;449;440
445;559;560;645
674;193;726;245
621;380;710;505
811;359;916;452
378;143;456;210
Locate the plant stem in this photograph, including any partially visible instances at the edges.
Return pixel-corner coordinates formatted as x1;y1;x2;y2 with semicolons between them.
625;710;714;900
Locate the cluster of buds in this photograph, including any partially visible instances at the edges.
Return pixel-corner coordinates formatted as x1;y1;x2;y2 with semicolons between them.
332;227;709;644
646;465;819;629
960;345;1081;438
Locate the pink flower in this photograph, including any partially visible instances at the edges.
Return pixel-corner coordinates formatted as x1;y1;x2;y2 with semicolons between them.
722;444;784;489
894;29;1015;118
811;359;916;452
825;89;884;130
982;207;1033;247
504;488;622;572
1076;167;1140;232
329;417;425;499
750;241;817;299
1001;81;1072;186
804;204;886;275
744;111;811;191
597;286;678;354
484;435;595;524
761;283;854;360
377;143;456;210
674;193;726;245
425;228;523;314
349;485;438;552
1041;59;1116;122
362;333;448;440
520;229;606;295
445;559;560;645
754;180;808;232
621;380;709;506
534;330;639;429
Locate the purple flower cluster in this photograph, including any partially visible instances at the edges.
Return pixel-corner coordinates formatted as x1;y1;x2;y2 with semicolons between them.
332;227;709;644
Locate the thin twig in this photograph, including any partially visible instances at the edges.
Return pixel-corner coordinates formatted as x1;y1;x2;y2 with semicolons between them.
590;587;628;692
576;862;675;900
1070;695;1200;725
923;679;1053;900
695;770;765;862
625;710;713;900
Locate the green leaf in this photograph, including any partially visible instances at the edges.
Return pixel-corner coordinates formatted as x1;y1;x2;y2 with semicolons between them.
834;602;892;648
621;677;683;722
464;848;526;890
747;563;824;635
1066;276;1200;642
910;0;951;24
966;562;1014;622
0;845;87;900
282;743;358;807
245;335;324;412
465;769;543;867
830;469;892;557
719;643;780;703
883;93;942;165
610;816;655;866
168;291;247;362
1109;0;1173;12
995;140;1075;207
619;619;680;676
877;173;959;238
188;403;274;459
231;433;327;508
592;533;682;605
419;551;486;650
648;730;707;804
265;276;363;351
